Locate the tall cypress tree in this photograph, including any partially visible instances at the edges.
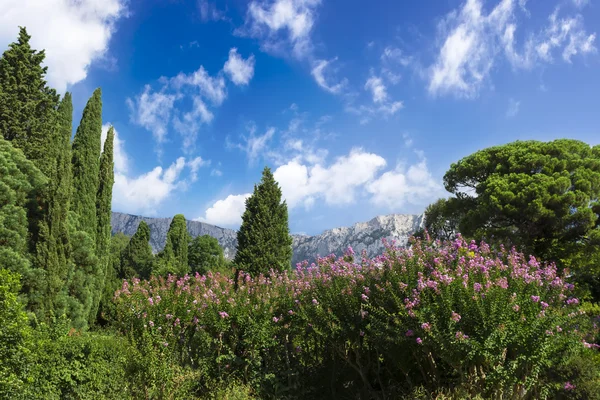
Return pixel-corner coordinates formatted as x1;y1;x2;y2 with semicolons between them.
0;27;59;174
90;126;114;322
156;214;190;276
121;221;154;280
234;167;292;277
0;27;66;319
68;88;102;328
71;88;102;239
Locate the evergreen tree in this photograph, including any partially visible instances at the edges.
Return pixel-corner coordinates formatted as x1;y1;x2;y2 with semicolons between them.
121;221;154;280
0;27;60;174
71;88;102;239
90;126;114;322
234;167;292;277
0;137;46;308
188;235;226;275
98;233;129;324
43;93;74;318
156;215;190;276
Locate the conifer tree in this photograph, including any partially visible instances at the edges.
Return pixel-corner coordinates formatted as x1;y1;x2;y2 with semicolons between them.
90;126;114;322
0;137;46;308
120;221;154;280
189;235;226;275
71;88;102;240
234;167;292;277
0;27;59;174
156;215;190;276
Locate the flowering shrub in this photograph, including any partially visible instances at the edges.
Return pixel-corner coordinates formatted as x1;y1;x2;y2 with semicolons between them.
114;236;600;399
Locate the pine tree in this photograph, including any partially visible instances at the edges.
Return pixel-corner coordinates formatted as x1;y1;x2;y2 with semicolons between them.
90;126;114;322
156;215;190;276
234;167;293;277
121;221;154;280
71;88;102;239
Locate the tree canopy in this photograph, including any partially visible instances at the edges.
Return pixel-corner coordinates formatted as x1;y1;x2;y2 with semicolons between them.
188;235;226;275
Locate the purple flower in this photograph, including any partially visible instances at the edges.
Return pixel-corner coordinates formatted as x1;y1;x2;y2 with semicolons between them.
312;299;318;305
513;304;520;312
421;322;431;331
564;382;576;391
149;321;154;327
531;295;540;303
541;301;549;309
219;311;229;319
566;297;580;305
288;310;294;315
405;330;414;337
166;314;173;320
416;337;423;345
148;297;154;305
474;283;482;293
455;331;469;340
273;316;279;323
361;294;369;302
451;312;461;322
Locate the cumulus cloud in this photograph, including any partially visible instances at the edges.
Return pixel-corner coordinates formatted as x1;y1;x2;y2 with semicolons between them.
0;0;128;92
126;85;179;144
273;148;387;209
187;156;210;182
239;0;322;59
365;76;389;103
428;0;596;98
172;66;227;105
224;48;256;85
311;58;347;94
172;96;214;153
366;158;443;209
196;194;251;226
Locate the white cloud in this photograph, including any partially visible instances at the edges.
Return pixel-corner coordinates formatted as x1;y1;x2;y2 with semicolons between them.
381;46;412;67
172;66;227;105
113;157;187;216
101;124;129;174
572;0;589;9
173;96;214;152
311;58;347;94
506;98;520;117
126;85;179;143
230;124;276;164
224;48;256;85
366;158;442;209
428;0;597;98
273;148;387;208
196;193;251;226
240;0;322;59
187;156;210;182
198;0;226;22
365;76;388;103
0;0;128;92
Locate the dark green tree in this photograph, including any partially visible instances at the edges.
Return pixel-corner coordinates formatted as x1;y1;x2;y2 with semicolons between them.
98;233;130;324
71;88;102;239
0;137;46;308
156;215;190;276
422;198;462;241
90;126;114;322
234;167;293;277
188;235;226;275
121;221;154;280
443;139;600;294
0;27;59;174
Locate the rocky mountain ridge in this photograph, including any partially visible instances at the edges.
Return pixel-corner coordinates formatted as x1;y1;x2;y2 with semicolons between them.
110;212;424;265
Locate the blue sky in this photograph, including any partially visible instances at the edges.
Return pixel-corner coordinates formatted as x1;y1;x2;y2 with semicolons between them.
1;0;599;235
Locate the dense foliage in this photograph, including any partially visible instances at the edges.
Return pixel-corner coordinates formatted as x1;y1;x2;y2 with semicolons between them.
114;237;600;399
235;167;293;276
156;214;191;277
189;234;226;275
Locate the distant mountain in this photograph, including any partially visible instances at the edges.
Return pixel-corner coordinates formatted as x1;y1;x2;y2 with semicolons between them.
111;212;424;265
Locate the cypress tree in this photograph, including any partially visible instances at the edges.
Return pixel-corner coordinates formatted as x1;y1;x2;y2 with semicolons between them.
234;167;293;277
90;126;114;322
156;214;190;276
121;221;154;280
71;88;102;239
0;27;60;174
0;137;46;308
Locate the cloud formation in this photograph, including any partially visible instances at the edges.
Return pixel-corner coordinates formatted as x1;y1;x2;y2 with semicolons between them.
0;0;128;92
